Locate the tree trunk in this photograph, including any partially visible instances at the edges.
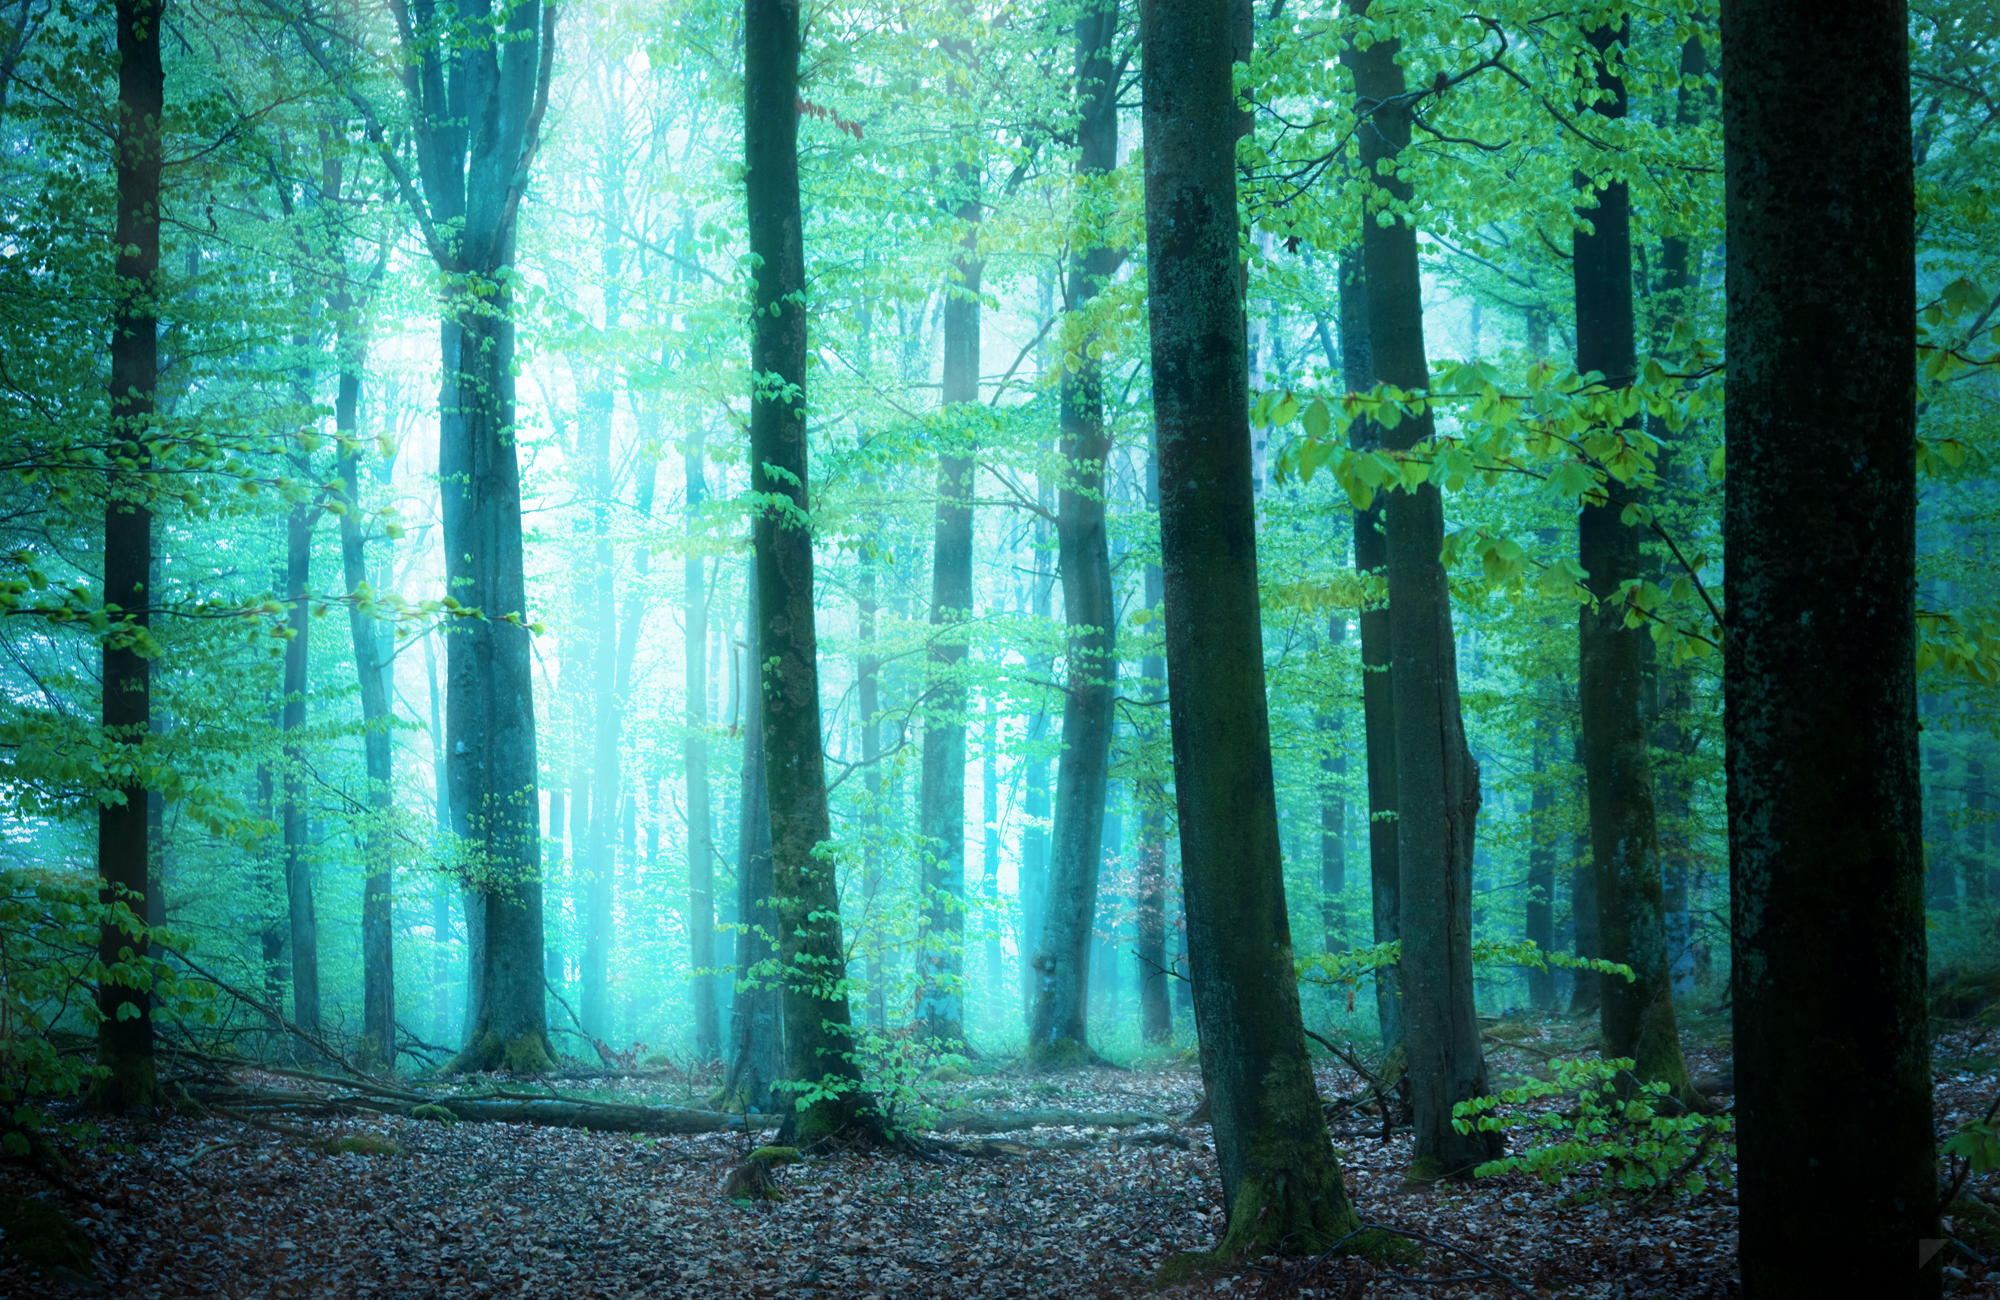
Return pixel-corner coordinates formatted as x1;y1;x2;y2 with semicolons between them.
856;556;888;1031
916;160;980;1047
1571;21;1693;1104
685;438;720;1060
1143;0;1360;1255
1345;11;1495;1176
745;0;878;1143
1029;0;1118;1068
1137;529;1172;1046
1318;615;1347;954
335;322;395;1073
1340;247;1401;1048
1722;4;1938;1289
388;0;556;1076
94;0;163;1112
580;380;620;1046
724;580;782;1110
1523;725;1556;1012
279;498;319;1035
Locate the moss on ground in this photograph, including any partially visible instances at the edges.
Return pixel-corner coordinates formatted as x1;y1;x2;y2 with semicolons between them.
0;1193;91;1274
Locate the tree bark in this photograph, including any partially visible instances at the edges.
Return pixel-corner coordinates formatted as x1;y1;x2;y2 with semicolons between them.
94;0;164;1113
1339;246;1401;1048
280;496;319;1035
1143;0;1361;1255
385;0;558;1075
1318;615;1347;955
1721;1;1939;1291
745;0;879;1143
1345;10;1495;1177
724;580;782;1111
334;299;396;1073
916;159;980;1047
1136;517;1172;1046
1029;0;1118;1068
685;437;719;1060
1571;21;1694;1104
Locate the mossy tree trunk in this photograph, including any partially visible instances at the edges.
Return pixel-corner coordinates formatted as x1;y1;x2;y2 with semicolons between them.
1142;0;1361;1255
745;0;880;1144
1721;0;1939;1292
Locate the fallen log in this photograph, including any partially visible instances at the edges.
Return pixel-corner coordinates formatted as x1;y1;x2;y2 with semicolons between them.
935;1108;1169;1133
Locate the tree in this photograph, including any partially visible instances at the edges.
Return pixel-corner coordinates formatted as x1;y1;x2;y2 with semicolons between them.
1344;6;1496;1178
1029;0;1117;1068
915;155;980;1049
1142;0;1361;1256
1720;0;1940;1293
94;0;164;1113
309;0;561;1073
744;0;880;1145
1570;19;1695;1105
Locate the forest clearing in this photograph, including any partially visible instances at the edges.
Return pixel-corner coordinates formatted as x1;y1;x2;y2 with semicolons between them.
2;0;1996;1294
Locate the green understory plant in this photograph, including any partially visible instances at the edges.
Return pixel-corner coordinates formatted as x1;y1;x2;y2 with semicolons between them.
1451;1056;1734;1202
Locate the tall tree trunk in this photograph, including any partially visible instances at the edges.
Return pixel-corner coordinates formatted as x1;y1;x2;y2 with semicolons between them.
1567;721;1601;1014
1029;0;1117;1068
1143;0;1360;1255
279;497;319;1035
1345;9;1495;1176
336;324;396;1072
981;706;1004;1019
1136;521;1172;1046
1340;247;1401;1048
685;437;720;1060
1523;724;1556;1012
385;0;556;1075
1318;614;1347;954
1722;3;1939;1289
856;556;888;1030
1019;518;1055;1012
745;0;879;1142
917;160;980;1047
1571;21;1693;1104
724;580;782;1110
94;0;163;1112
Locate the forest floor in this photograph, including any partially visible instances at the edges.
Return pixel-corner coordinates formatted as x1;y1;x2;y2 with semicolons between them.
1;1017;1995;1299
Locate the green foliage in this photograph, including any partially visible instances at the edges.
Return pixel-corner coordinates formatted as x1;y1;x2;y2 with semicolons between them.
1451;1057;1733;1202
0;869;214;1151
1943;1118;2000;1176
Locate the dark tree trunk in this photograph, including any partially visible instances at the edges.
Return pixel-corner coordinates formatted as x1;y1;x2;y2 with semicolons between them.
1345;10;1495;1176
1721;1;1939;1291
724;580;782;1110
685;438;720;1060
1029;0;1118;1068
388;0;558;1075
917;160;980;1047
1143;0;1360;1255
1567;722;1600;1014
745;0;878;1142
1136;515;1172;1046
1571;21;1693;1104
1340;246;1401;1047
94;0;163;1112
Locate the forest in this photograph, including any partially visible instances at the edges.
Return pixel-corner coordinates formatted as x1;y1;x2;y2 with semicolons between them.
0;0;1994;1294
